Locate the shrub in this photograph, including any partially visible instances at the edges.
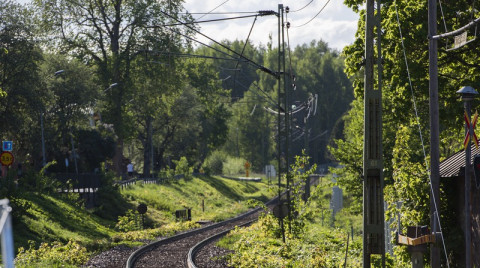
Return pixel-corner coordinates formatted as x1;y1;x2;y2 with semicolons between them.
115;209;142;232
202;150;227;175
15;240;90;267
173;157;192;178
222;156;246;175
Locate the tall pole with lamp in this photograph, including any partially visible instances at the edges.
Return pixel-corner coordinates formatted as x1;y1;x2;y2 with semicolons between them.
457;86;478;268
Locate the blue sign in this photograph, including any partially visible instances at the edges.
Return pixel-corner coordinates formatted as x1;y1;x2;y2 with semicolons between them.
2;141;12;152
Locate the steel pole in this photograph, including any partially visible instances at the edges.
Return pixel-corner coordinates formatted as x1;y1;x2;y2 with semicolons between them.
465;99;472;268
428;0;441;265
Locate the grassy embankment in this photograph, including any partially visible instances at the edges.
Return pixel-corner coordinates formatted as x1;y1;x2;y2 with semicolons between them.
216;173;375;267
11;174;276;267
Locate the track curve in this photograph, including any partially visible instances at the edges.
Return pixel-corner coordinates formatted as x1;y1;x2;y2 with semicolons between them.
126;199;277;268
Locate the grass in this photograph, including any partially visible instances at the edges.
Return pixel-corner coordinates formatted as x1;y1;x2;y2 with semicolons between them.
11;174;276;267
121;175;276;223
216;173;369;267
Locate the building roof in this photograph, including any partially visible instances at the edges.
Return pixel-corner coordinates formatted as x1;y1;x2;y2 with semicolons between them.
440;146;480;178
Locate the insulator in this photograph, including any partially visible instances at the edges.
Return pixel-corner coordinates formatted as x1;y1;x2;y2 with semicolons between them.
286;22;291;29
285;6;290;13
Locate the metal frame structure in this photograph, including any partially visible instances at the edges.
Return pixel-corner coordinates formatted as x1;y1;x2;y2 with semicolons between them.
363;0;385;266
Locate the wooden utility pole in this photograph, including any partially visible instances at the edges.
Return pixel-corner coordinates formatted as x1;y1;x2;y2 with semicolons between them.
363;0;385;267
428;0;441;266
277;3;288;243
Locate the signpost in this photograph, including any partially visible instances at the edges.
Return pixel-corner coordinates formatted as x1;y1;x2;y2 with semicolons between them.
0;152;14;167
0;152;14;178
2;141;12;152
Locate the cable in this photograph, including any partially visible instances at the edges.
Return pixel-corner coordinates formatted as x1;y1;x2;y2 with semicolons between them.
438;0;449;33
290;0;315;13
162;14;261;27
159;10;279;77
195;0;231;21
233;16;258;94
293;0;331;28
285;14;296;91
143;50;249;62
394;2;450;266
163;27;240;62
184;12;258;15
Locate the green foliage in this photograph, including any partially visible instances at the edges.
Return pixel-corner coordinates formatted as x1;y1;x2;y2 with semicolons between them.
76;128;115;172
113;221;200;242
202;150;227;175
15;240;90;267
328;99;364;209
222;156;247;176
173;156;193;178
115;209;142;232
217;153;370;268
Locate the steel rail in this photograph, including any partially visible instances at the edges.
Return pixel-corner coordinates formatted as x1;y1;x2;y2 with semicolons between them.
125;197;280;268
186;220;255;268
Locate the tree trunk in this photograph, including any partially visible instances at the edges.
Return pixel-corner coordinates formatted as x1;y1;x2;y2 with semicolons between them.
143;116;152;177
113;138;124;176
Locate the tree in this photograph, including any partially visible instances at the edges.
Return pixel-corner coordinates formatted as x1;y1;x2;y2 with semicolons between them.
183;57;231;167
225;89;274;171
290;40;354;164
336;0;480;264
0;1;43;165
34;0;193;174
39;54;101;172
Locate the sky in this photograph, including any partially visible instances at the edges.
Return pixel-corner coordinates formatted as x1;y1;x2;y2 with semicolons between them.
13;0;359;52
183;0;359;51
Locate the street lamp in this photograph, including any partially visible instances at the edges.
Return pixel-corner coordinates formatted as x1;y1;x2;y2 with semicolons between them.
457;85;478;268
41;70;65;167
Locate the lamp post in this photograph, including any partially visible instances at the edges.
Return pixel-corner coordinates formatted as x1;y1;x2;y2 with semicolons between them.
457;85;478;268
41;70;65;167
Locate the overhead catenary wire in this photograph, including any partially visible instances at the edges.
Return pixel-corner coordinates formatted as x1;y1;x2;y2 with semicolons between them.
394;2;450;266
194;0;231;21
290;0;315;13
233;15;258;94
162;14;263;27
285;13;296;91
158;10;279;77
143;49;249;62
293;0;331;28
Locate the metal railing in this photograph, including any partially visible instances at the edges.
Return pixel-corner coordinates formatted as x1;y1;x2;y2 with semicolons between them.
0;199;14;268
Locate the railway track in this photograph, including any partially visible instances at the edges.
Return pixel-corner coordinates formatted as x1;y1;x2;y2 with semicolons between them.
126;199;278;268
125;175;321;268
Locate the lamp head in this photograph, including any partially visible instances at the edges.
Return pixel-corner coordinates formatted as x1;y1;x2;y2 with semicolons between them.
457;86;479;101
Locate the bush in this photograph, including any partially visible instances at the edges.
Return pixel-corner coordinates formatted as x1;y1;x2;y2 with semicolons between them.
115;209;142;232
15;240;90;267
173;157;193;178
222;156;246;176
202;150;227;175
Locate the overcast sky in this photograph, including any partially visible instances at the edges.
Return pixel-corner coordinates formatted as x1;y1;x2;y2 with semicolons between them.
12;0;359;51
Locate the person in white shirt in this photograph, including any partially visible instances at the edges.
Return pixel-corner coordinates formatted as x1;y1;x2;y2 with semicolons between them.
127;162;134;177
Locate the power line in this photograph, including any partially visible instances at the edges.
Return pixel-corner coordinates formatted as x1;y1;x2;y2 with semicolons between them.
183;11;258;15
290;0;315;13
159;10;279;77
142;50;249;62
394;1;450;266
285;14;297;91
293;0;331;28
233;16;258;94
162;14;261;27
195;0;231;21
